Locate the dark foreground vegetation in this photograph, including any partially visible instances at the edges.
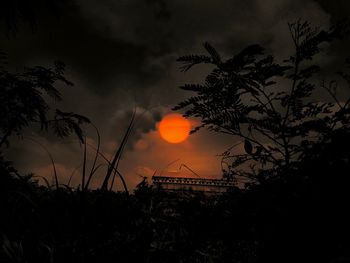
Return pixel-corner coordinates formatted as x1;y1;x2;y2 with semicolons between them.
1;129;350;263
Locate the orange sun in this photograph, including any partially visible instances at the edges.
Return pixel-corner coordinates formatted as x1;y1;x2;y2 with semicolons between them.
158;114;191;143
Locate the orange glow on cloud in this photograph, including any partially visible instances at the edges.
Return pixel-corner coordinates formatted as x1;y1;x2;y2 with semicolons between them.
115;114;239;190
119;125;230;190
158;114;191;143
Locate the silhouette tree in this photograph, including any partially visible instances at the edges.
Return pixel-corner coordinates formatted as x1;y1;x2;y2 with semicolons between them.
0;0;89;151
174;20;349;183
0;54;90;150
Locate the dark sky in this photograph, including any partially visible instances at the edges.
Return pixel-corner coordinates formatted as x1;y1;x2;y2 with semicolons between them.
2;0;350;190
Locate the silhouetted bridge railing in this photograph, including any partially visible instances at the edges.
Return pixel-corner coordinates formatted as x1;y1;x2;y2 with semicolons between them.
152;176;235;194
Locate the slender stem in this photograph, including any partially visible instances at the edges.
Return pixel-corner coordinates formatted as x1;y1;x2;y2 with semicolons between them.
101;109;135;191
81;136;87;191
254;126;284;147
218;126;279;164
24;136;59;189
86;142;129;194
109;169;118;191
84;122;101;190
280;24;302;166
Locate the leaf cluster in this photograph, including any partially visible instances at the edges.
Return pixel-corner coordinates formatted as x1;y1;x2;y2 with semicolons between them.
0;54;90;148
174;21;350;182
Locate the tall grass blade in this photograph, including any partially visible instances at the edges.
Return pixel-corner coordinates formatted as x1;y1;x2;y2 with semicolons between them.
24;137;59;189
101;109;135;191
81;136;87;191
84;123;101;191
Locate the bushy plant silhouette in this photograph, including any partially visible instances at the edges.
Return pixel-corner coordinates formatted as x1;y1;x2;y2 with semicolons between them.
174;20;350;184
172;20;350;262
0;55;90;149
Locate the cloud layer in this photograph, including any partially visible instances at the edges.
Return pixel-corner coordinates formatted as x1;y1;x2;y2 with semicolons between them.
2;0;350;190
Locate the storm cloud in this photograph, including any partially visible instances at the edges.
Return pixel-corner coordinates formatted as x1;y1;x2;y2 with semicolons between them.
1;0;349;190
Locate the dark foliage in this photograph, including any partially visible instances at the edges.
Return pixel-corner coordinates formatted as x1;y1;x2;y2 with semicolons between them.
1;129;350;263
0;55;90;149
174;21;350;184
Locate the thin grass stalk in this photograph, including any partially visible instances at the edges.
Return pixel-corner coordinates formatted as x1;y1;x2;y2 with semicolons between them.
84;123;101;191
81;136;87;191
108;113;134;191
109;168;129;193
32;175;51;189
109;108;137;191
84;107;153;191
116;170;128;195
67;164;82;187
101;110;136;191
24;136;59;189
85;163;106;189
109;169;117;191
85;142;129;193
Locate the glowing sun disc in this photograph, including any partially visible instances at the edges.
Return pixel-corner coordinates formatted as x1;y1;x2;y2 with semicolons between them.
158;114;190;143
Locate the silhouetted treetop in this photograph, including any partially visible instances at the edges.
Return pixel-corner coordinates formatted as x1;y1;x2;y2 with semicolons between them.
174;20;350;183
0;56;90;149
